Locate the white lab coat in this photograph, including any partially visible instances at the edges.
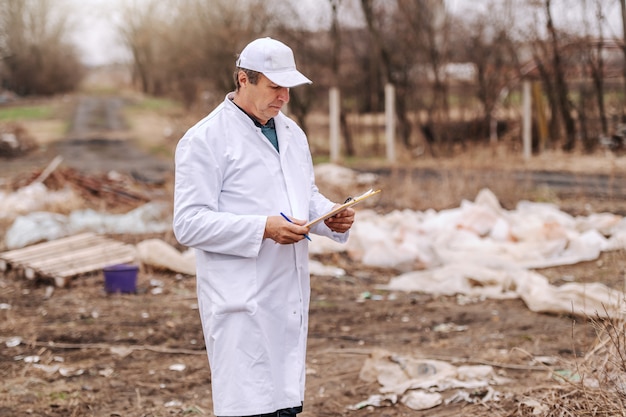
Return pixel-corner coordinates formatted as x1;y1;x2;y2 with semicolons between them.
173;94;348;416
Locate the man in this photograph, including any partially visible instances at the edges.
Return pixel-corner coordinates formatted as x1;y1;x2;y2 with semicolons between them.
172;37;355;417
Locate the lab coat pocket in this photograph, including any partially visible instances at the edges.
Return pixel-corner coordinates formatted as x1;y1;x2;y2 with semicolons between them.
207;257;258;316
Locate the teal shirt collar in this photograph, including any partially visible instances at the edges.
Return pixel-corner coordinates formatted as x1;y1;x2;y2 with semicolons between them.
231;99;279;152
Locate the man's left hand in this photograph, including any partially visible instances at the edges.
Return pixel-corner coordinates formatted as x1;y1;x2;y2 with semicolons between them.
324;206;355;233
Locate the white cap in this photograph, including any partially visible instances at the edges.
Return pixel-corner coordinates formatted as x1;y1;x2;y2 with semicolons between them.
236;37;312;88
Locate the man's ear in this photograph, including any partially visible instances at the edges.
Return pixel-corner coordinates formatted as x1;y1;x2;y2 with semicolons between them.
237;70;248;87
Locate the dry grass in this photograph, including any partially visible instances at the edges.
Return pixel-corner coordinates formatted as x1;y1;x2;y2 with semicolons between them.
507;311;626;417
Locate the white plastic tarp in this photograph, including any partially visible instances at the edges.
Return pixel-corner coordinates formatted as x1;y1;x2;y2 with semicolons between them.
4;202;171;249
308;184;626;319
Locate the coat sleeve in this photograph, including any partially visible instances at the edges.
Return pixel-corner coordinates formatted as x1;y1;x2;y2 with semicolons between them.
305;153;350;244
172;130;266;258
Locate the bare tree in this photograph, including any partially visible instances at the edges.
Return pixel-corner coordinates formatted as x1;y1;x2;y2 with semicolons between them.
118;0;274;107
117;0;163;95
519;0;578;151
619;0;626;116
359;0;450;152
459;1;519;145
0;0;84;95
577;0;609;152
544;0;577;151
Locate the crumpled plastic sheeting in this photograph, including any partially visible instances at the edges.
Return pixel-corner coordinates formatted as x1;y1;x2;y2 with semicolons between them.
309;259;346;277
5;202;171;249
0;183;81;221
349;349;510;411
332;188;626;272
4;212;72;249
310;187;626;318
314;163;378;197
135;239;196;276
381;263;624;318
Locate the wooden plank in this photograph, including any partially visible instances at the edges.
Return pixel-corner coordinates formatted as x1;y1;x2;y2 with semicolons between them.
40;249;136;276
56;255;137;278
27;242;132;270
0;233;101;263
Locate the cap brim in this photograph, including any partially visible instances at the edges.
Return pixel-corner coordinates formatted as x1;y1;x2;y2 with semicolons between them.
264;70;312;88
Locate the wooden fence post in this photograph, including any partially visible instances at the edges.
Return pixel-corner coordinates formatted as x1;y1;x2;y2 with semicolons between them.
329;87;340;163
385;83;396;163
522;80;532;160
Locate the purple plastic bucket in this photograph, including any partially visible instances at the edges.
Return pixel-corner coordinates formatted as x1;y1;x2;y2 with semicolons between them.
103;264;138;294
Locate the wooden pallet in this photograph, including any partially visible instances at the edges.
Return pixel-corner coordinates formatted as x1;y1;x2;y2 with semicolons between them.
0;233;137;287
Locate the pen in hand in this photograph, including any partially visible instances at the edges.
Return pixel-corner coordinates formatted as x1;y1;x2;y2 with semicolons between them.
280;212;312;241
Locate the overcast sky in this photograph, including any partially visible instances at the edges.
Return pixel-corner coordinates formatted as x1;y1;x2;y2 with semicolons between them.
71;0;623;66
71;0;128;66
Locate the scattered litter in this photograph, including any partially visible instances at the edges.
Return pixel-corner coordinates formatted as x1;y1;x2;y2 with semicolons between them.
164;400;183;408
531;356;559;366
150;278;164;295
59;367;85;377
5;337;21;348
150;279;164;287
168;364;186;372
552;369;581;383
44;286;54;299
32;364;60;375
347;394;397;410
519;398;549;414
136;239;195;276
400;390;442;410
350;348;512;411
110;346;134;358
358;291;384;302
433;322;468;333
444;386;504;405
309;259;345;277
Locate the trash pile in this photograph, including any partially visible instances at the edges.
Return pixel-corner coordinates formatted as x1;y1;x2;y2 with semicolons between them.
321;187;626;319
5;157;152;213
347;349;512;411
0;122;37;158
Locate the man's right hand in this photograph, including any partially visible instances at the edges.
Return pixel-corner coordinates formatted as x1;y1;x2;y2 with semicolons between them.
264;215;310;244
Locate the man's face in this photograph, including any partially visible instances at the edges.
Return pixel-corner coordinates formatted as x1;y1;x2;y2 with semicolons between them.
240;73;290;125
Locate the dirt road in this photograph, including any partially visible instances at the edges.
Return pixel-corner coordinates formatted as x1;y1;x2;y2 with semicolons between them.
1;95;172;184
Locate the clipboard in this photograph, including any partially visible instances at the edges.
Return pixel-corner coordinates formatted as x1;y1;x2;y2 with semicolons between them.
305;188;381;228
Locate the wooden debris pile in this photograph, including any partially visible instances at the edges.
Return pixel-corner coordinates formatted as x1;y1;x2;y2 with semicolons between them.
13;161;153;212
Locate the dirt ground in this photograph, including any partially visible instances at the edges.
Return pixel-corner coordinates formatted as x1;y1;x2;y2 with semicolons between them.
1;94;626;417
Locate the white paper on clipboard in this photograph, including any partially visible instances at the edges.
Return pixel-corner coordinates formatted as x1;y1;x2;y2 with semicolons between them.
305;188;381;228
